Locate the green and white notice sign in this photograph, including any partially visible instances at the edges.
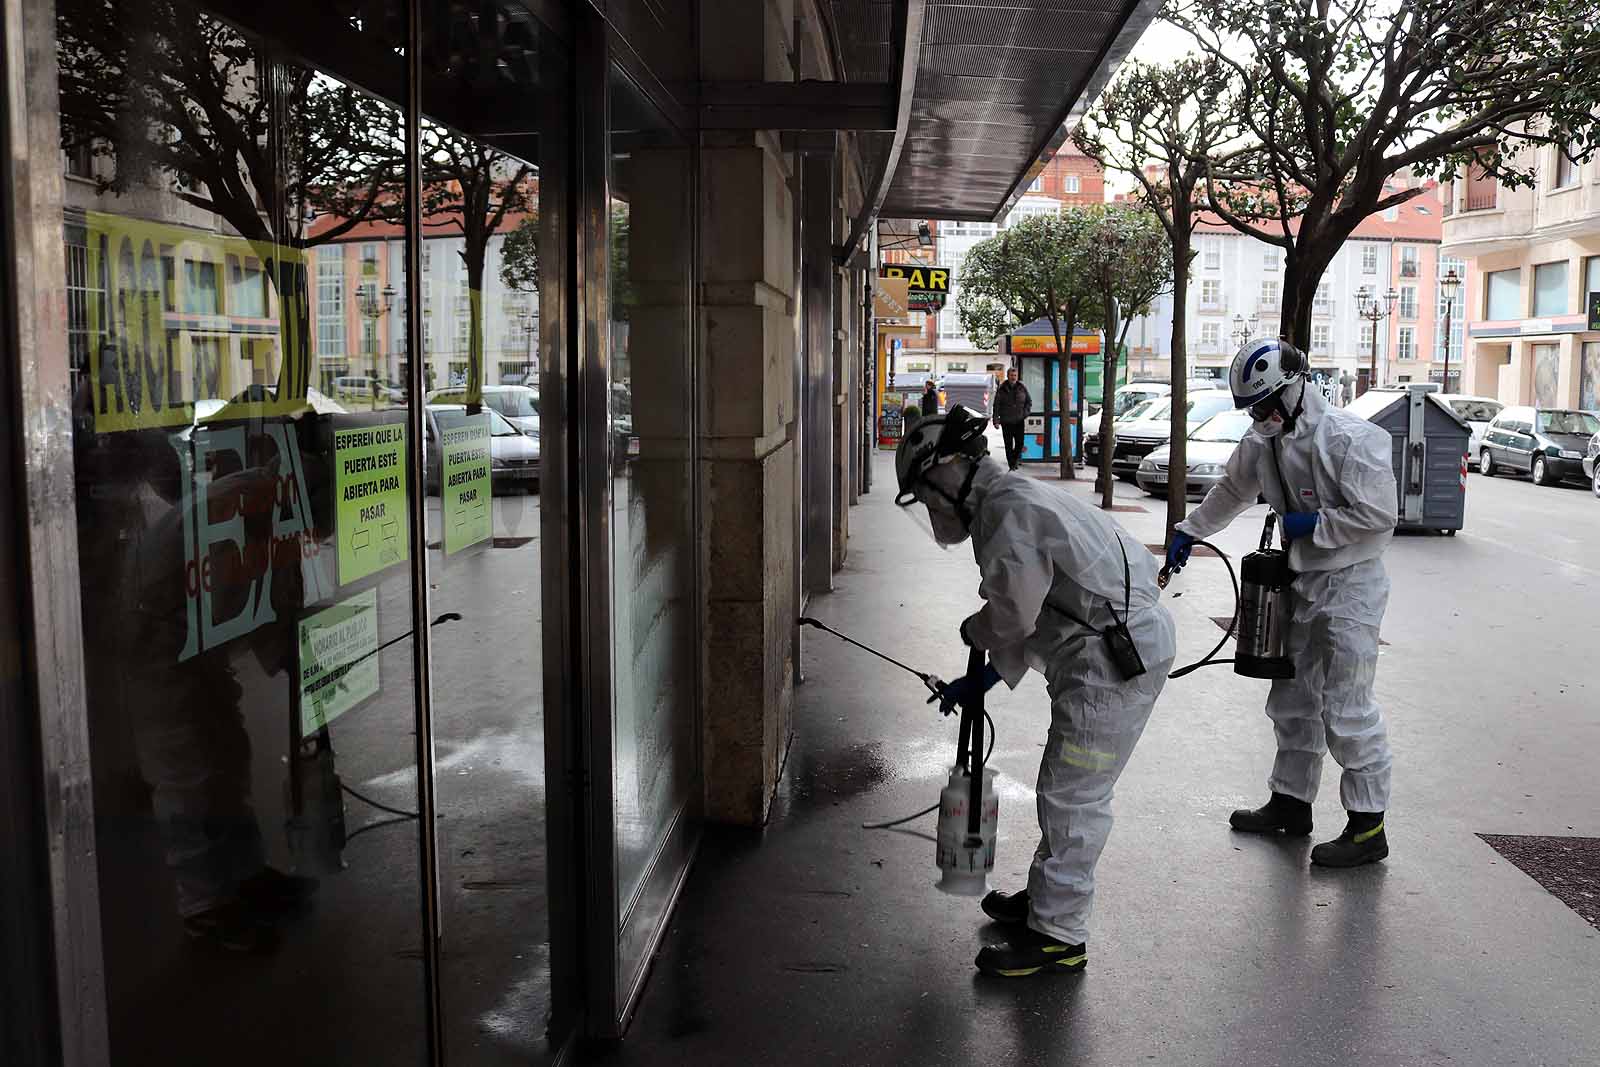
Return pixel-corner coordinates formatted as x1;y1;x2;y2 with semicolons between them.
298;589;380;734
439;412;492;556
335;422;408;584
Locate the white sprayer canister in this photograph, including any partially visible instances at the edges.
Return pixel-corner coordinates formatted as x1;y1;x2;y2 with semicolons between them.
935;765;998;896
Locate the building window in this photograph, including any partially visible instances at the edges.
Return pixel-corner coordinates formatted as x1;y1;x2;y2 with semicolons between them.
946;363;968;372
1485;268;1521;320
1532;260;1569;317
1201;236;1221;271
63;140;95;179
1313;279;1333;316
1399;245;1419;278
1398;285;1418;320
455;315;471;355
1465;161;1498;211
1262;245;1281;272
1312;324;1331;354
1555;146;1580;189
1585;256;1600;305
1397;326;1415;360
1200;321;1221;350
1200;278;1221;307
1362;245;1379;274
1358;331;1374;357
1028;175;1042;192
1260;279;1280;310
1064;175;1080;194
316;246;345;357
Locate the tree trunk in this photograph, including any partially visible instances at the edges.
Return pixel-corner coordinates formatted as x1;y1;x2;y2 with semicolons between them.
274;254;313;399
1098;290;1119;511
1165;231;1191;538
464;236;487;410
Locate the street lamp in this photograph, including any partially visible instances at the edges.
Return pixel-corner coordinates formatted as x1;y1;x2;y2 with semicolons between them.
1230;311;1260;348
1356;285;1398;395
357;280;397;407
1439;268;1461;391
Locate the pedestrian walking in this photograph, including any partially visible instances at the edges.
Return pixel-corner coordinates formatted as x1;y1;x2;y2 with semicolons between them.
921;379;940;420
992;367;1032;470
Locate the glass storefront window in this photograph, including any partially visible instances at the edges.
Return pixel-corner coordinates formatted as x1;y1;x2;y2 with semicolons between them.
607;68;697;919
55;0;430;1061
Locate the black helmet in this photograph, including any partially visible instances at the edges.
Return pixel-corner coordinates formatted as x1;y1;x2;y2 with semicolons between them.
895;404;990;505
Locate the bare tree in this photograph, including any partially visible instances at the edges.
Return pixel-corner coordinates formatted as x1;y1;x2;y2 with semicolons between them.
1081;206;1175;511
1076;54;1244;534
1168;0;1600;350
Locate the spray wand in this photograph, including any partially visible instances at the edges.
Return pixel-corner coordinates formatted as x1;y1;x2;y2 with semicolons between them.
798;617;946;697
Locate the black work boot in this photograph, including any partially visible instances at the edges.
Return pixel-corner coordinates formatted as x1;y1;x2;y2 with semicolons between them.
1229;792;1314;836
975;926;1087;978
1311;812;1388;868
980;889;1029;926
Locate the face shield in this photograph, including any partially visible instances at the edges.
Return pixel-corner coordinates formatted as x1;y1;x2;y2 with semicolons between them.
900;456;976;547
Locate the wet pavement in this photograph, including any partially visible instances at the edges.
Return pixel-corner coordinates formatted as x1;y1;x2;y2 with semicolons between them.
589;451;1600;1067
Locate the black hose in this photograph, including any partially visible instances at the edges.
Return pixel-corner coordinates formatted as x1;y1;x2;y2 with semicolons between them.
341;782;420;819
862;711;997;831
344;814;416;844
1167;539;1242;679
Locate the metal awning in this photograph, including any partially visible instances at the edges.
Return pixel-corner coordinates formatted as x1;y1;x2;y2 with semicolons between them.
828;0;1158;232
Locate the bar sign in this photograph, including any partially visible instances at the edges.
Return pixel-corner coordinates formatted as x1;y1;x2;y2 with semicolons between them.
1588;291;1600;331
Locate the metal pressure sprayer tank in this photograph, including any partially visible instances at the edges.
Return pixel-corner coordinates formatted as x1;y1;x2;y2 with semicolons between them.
1234;513;1297;680
935;646;999;895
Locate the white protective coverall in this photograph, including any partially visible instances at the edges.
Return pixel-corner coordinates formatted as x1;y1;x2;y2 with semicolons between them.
955;458;1177;946
1176;382;1397;813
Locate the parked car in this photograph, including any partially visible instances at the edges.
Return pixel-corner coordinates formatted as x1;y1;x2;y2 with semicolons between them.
1136;409;1253;497
1583;430;1600;499
426;384;541;438
423;403;540;494
1476;406;1600;486
1086;391;1236;480
1083;379;1225;438
1438;396;1503;462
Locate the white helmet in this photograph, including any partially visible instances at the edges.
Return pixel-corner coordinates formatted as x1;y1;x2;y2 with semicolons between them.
1228;337;1306;411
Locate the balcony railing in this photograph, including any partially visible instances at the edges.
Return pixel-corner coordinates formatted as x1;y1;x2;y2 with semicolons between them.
1464;165;1498;211
1399;262;1419;278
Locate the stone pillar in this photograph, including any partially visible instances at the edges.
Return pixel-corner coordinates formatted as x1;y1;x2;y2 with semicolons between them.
698;0;798;825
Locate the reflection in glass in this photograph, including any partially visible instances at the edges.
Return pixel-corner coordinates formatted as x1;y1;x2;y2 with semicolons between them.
56;0;426;1061
608;70;697;911
417;1;567;1061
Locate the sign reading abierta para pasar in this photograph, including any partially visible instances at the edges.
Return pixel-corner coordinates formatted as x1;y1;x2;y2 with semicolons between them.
440;412;492;556
335;423;408;584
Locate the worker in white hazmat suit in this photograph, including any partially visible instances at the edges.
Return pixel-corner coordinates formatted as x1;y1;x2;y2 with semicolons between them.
896;407;1176;978
1167;338;1396;868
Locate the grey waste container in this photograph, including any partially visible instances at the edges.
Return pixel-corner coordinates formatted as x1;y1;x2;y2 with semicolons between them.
1348;384;1471;533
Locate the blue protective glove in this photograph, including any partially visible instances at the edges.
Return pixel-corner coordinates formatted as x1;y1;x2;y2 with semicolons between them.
928;662;1002;716
1165;529;1197;571
1282;510;1320;541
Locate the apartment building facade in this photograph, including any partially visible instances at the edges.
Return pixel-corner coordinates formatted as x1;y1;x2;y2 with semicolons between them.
1441;148;1600;409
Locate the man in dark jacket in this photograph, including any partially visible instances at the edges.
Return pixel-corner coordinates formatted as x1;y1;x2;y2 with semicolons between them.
992;367;1032;470
921;379;940;420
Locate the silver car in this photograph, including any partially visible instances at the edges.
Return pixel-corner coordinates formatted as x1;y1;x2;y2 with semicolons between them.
1136;409;1253;497
1583;430;1600;499
423;404;541;494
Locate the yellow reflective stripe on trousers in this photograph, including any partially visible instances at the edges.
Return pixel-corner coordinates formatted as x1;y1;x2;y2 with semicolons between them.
1353;821;1384;844
1061;741;1116;770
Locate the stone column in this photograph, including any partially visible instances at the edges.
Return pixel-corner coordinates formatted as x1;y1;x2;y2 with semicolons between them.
697;0;799;825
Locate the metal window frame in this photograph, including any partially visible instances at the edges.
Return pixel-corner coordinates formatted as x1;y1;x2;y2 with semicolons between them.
1;0;593;1063
1;0;110;1061
576;9;705;1040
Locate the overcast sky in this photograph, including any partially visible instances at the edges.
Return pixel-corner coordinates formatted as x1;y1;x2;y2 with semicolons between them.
1096;18;1206;196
